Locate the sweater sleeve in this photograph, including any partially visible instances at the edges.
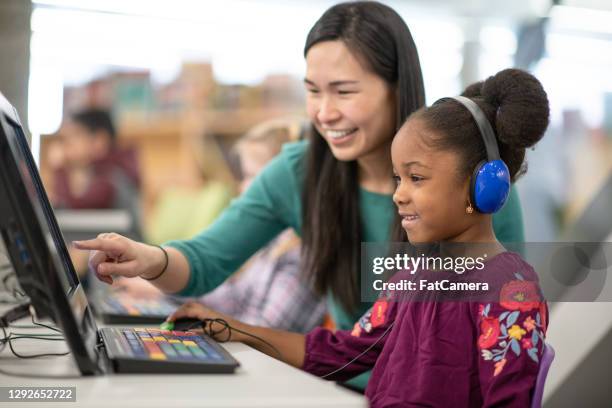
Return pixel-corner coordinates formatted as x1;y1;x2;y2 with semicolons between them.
302;298;396;382
164;142;305;297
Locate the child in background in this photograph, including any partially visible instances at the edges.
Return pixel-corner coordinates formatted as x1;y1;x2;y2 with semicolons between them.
49;109;142;276
167;68;550;407
50;109;141;215
197;119;326;333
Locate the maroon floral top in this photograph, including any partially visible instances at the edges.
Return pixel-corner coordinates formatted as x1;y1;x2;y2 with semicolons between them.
302;252;548;407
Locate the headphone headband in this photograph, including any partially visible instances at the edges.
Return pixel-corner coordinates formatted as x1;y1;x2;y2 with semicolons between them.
433;95;510;213
447;96;501;162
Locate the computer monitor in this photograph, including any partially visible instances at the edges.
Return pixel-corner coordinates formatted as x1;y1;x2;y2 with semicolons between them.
0;92;100;374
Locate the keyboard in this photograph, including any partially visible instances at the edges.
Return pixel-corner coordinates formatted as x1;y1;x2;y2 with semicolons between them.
99;327;240;374
126;328;224;361
93;295;179;324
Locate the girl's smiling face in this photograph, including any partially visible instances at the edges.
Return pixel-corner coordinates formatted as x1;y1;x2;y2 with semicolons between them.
391;118;474;243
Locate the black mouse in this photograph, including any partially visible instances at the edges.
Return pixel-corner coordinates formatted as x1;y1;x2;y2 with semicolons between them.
161;318;203;331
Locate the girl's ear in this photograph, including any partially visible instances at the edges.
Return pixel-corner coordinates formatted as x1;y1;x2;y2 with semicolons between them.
461;173;471;195
466;196;474;215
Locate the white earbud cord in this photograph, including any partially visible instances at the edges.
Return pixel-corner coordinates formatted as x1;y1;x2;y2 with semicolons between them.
321;321;395;379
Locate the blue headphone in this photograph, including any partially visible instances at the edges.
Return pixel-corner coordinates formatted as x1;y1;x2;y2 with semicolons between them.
448;95;511;214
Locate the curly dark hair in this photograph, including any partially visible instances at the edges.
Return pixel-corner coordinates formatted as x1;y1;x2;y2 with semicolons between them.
414;68;550;182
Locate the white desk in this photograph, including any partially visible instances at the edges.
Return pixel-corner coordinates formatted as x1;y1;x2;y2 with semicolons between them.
0;320;366;407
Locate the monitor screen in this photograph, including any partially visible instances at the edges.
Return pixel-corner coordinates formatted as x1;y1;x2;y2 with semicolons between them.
0;92;100;374
11;119;78;294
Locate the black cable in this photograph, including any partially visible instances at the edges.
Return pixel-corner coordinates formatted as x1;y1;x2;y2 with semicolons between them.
0;302;31;327
7;338;70;359
10;335;65;341
30;314;61;333
0;327;6;353
6;324;39;329
186;318;285;361
1;269;15;287
8;315;61;331
0;326;75;378
320;322;395;379
10;332;63;338
0;271;27;303
1;326;70;359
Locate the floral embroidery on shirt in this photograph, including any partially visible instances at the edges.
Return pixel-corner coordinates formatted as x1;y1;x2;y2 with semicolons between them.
350;299;389;337
478;316;500;349
351;322;362;337
353;310;373;337
539;302;548;332
478;273;546;376
499;277;540;312
370;299;388;328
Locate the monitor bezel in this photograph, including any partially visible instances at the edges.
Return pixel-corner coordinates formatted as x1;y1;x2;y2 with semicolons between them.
0;92;101;375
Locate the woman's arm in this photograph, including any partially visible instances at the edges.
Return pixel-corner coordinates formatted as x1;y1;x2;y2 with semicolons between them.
73;234;191;293
164;147;303;297
72;144;305;296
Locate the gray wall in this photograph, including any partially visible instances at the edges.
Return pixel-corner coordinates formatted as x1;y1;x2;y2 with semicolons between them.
0;0;32;136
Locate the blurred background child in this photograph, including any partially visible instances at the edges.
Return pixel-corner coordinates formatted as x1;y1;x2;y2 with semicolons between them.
197;118;326;333
49;109;141;218
47;109;143;277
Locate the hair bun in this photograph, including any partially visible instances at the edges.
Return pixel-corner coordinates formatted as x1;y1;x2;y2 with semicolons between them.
480;68;549;149
462;81;484;98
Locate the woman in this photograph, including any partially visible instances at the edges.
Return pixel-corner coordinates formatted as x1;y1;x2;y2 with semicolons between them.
74;1;524;389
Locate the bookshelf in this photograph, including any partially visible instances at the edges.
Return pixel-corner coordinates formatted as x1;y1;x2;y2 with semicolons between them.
40;107;305;230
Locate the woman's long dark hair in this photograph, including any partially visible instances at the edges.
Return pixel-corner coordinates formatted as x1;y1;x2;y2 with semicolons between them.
301;1;425;314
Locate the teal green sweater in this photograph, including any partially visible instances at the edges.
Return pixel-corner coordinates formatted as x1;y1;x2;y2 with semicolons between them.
166;140;524;386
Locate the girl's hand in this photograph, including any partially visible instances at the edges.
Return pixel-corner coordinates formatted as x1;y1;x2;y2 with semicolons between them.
167;302;242;342
72;233;166;284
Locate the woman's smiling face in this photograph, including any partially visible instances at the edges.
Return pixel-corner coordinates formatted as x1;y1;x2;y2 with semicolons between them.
304;40;397;162
391;118;473;243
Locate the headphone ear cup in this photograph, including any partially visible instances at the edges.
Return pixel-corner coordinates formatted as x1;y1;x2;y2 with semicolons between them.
471;160;511;214
469;161;485;211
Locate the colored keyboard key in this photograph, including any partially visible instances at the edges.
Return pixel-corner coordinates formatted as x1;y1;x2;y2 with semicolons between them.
118;328;229;363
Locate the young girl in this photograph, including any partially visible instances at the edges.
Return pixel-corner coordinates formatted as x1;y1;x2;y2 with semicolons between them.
167;68;550;407
74;1;525;390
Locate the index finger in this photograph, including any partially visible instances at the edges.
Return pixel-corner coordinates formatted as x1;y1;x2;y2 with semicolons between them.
72;237;124;254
